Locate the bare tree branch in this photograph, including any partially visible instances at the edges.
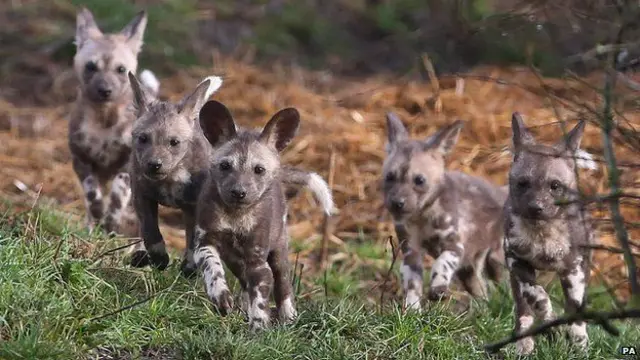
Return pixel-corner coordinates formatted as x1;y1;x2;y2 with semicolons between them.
601;6;640;298
581;244;640;258
485;309;640;353
379;236;400;311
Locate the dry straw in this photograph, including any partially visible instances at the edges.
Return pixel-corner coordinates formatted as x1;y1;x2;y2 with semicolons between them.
0;58;638;300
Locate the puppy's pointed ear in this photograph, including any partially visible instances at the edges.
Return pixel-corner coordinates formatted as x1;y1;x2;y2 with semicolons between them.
177;78;213;122
424;120;464;155
559;120;586;153
120;10;148;54
259;108;300;152
128;72;151;116
385;112;408;152
199;100;237;147
511;112;535;152
75;7;102;48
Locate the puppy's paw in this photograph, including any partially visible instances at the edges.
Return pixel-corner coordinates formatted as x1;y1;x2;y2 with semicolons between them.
130;250;150;268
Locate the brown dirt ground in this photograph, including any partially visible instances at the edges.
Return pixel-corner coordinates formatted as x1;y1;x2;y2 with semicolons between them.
1;56;639;301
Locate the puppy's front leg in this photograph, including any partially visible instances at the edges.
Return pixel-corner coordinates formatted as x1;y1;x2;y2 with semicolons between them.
508;255;537;356
560;255;589;351
194;226;233;315
428;238;463;301
72;157;104;232
132;193;169;269
244;244;273;331
396;224;424;312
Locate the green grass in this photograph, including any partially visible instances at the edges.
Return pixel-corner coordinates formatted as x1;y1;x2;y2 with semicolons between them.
1;206;639;359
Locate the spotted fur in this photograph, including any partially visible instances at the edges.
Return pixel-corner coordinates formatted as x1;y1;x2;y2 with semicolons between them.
382;112;507;312
68;7;159;234
127;77;334;277
505;112;595;355
195;101;310;330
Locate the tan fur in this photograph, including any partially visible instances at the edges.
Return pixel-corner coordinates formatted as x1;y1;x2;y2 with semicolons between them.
68;7;159;235
383;112;507;311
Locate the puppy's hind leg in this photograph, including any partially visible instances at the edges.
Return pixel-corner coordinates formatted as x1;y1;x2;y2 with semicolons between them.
268;243;297;324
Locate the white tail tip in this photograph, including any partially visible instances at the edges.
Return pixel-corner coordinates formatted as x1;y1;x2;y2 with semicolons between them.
201;76;224;100
139;69;160;96
307;173;335;215
575;149;598;171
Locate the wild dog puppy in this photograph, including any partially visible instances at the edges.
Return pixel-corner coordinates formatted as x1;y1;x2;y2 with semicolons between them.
383;112;507;312
127;75;333;277
193;100;315;331
505;113;594;355
68;7;159;232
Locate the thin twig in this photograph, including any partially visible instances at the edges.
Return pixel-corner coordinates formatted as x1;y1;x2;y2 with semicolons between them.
555;191;640;206
53;235;66;263
379;236;400;311
296;263;304;297
581;244;640;258
292;251;300;288
323;268;329;300
91;238;143;262
320;148;337;270
88;292;163;322
602;31;640;297
485;309;640;353
88;273;180;322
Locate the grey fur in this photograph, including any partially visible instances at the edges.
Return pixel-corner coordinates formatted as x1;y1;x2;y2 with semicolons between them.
504;112;594;355
383;112;507;312
127;77;333;278
68;7;159;236
195;101;302;330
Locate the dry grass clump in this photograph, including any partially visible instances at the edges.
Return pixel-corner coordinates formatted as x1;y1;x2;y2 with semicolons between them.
0;57;638;300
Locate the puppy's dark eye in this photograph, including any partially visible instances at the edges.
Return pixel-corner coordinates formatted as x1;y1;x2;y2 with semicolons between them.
385;173;396;182
413;175;426;186
169;138;180;147
219;161;231;171
85;61;98;72
550;180;562;191
254;165;265;174
116;65;126;74
137;134;148;144
516;179;530;189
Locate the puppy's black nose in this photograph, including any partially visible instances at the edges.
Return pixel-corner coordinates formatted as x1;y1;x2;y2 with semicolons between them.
231;189;247;200
391;199;405;211
147;160;162;173
97;87;112;98
527;204;543;218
